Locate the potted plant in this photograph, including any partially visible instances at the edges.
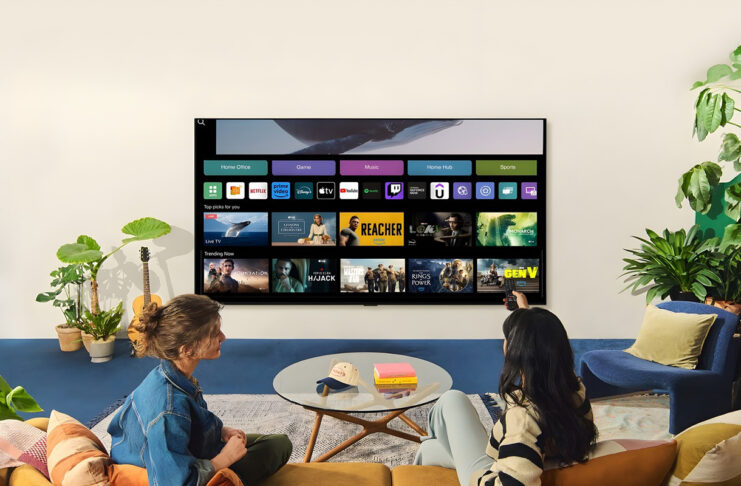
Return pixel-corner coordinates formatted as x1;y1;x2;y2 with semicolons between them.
705;244;741;315
56;217;171;362
79;303;124;363
35;264;86;352
675;45;741;248
0;374;42;421
621;225;721;303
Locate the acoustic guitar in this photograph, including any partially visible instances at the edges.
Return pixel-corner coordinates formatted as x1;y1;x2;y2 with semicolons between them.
128;247;162;355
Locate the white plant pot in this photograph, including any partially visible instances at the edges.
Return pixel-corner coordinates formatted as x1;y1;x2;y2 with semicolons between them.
89;336;116;363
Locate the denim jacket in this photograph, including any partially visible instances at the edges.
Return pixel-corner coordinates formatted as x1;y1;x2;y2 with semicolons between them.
108;360;225;486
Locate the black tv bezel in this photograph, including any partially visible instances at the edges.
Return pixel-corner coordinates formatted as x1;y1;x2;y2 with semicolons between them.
195;118;546;305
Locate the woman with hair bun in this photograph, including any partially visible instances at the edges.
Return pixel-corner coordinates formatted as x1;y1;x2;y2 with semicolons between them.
414;292;597;486
108;294;292;486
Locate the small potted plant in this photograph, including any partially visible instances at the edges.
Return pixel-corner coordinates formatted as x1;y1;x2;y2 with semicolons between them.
621;225;721;303
56;217;171;362
35;264;86;352
79;302;124;363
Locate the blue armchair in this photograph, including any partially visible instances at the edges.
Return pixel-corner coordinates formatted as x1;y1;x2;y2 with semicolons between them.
580;301;740;434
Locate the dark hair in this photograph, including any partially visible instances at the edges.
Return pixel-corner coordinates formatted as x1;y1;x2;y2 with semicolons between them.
222;259;234;266
499;308;597;464
134;294;223;359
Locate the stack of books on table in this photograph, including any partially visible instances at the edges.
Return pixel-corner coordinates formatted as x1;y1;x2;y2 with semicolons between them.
373;362;417;396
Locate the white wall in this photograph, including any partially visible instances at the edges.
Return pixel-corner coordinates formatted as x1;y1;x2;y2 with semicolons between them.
2;1;739;339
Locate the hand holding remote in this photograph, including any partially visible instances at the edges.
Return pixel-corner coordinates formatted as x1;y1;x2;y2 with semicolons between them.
503;278;518;310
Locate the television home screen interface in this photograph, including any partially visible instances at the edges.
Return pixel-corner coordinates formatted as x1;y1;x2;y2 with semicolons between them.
194;119;546;304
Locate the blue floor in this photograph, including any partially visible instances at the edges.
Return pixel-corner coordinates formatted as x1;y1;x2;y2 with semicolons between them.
0;338;633;425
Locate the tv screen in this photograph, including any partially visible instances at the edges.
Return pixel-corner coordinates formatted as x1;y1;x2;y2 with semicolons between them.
195;119;546;305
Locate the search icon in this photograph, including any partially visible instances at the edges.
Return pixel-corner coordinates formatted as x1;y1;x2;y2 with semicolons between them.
197;119;205;126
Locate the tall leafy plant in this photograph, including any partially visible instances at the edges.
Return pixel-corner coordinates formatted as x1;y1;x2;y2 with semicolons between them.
676;45;741;248
622;225;720;303
35;264;85;328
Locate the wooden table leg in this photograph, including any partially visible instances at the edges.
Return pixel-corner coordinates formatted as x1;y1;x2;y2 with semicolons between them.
303;407;425;462
398;412;427;436
303;411;325;462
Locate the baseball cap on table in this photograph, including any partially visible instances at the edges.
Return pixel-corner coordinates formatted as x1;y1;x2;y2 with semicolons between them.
316;362;360;393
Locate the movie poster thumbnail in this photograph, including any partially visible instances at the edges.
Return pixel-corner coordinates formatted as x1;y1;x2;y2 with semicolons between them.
407;212;473;247
203;212;268;246
203;258;269;294
340;259;406;293
475;213;537;247
408;259;474;293
338;213;404;246
271;212;337;246
271;258;338;293
476;258;540;293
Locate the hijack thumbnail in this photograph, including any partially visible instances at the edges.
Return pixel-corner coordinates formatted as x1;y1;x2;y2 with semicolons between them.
271;258;338;293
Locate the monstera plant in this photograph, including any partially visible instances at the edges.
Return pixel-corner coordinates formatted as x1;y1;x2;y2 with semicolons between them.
676;45;741;248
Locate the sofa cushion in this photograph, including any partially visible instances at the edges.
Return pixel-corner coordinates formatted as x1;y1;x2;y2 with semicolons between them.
259;462;391;486
0;419;49;478
625;305;716;369
7;464;51;486
46;410;112;486
542;439;676;486
665;409;741;485
392;465;458;486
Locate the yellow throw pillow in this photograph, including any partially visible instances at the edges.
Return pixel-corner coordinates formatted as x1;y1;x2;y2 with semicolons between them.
625;305;716;369
665;410;741;485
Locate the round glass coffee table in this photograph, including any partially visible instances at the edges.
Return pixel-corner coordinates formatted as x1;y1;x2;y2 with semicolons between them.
273;352;452;462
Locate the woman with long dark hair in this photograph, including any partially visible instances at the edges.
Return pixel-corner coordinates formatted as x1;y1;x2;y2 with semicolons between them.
414;292;597;486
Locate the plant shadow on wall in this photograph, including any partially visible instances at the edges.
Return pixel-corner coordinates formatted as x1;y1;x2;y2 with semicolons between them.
54;217;171;363
622;45;741;315
147;225;193;300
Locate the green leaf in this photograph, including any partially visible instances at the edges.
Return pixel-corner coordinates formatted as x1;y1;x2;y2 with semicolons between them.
57;243;103;264
700;92;724;133
0;407;23;421
689;166;713;214
0;375;11;395
722;93;735;125
720;224;741;250
730;70;741;81
706;64;733;83
719;133;741;164
725;182;741;221
76;235;100;251
691;282;708;300
731;45;741;65
7;387;43;413
691;80;706;90
646;285;662;303
120;217;171;244
35;291;59;303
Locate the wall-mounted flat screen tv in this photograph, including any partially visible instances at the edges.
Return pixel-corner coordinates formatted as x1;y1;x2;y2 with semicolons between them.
195;119;545;305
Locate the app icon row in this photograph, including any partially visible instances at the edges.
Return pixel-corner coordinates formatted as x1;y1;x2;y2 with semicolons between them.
203;181;538;201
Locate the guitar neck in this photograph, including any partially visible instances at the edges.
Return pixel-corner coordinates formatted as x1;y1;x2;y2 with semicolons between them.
143;262;151;306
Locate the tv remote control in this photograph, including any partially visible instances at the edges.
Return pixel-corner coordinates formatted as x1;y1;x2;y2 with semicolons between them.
503;278;518;310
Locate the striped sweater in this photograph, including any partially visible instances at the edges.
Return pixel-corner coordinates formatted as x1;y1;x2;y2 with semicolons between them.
470;382;593;486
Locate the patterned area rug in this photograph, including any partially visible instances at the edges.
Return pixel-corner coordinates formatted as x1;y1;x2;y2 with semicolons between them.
483;392;671;441
91;392;670;467
91;394;493;467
